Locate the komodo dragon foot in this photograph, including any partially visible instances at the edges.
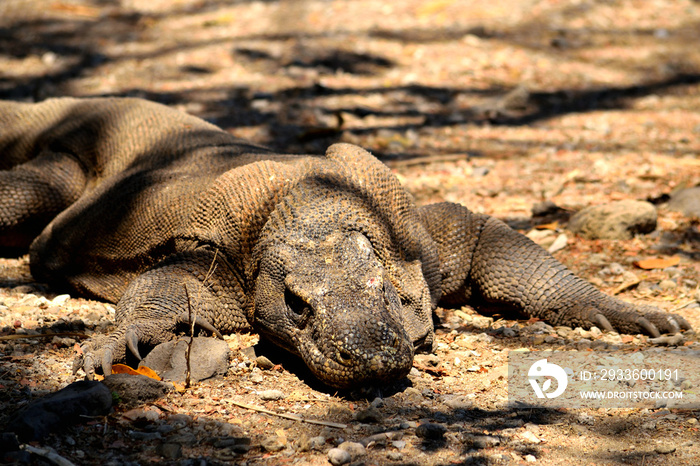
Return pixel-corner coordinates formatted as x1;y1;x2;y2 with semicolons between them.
74;313;223;380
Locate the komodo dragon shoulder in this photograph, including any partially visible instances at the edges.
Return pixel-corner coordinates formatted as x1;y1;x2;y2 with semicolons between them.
0;97;691;388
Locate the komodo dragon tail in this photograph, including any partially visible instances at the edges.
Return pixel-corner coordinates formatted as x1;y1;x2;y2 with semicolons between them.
419;202;692;337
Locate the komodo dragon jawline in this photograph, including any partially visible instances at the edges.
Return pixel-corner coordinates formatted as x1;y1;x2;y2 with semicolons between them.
0;97;692;388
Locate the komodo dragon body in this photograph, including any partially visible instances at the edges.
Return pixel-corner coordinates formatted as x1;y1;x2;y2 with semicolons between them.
0;97;691;388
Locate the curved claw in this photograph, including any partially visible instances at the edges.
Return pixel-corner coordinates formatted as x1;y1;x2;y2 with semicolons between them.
125;327;142;360
178;312;224;339
594;313;614;332
637;317;660;338
666;317;681;334
82;352;96;381
674;315;692;332
101;347;114;377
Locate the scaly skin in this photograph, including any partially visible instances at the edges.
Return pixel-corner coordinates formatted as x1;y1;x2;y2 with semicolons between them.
0;97;692;388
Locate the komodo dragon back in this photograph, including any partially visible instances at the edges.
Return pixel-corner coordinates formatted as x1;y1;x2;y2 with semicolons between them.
0;97;692;389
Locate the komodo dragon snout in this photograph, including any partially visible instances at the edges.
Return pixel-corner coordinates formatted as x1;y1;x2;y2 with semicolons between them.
253;229;416;388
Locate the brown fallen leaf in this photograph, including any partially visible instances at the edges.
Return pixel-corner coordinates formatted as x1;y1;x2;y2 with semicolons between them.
633;256;681;270
111;363;161;381
535;221;559;230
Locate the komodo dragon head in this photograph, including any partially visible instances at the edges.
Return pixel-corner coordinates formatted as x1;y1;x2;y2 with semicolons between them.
248;175;435;389
254;228;416;387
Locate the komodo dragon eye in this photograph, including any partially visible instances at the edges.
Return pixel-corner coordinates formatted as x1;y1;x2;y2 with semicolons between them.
284;288;312;328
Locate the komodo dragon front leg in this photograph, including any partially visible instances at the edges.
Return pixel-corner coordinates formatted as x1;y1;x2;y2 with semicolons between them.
419;202;692;336
75;248;250;379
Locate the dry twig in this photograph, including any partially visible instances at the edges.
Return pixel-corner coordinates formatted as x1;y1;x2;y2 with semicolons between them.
228;399;347;429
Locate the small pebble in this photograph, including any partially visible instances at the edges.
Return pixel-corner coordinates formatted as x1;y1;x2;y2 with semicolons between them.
328;447;352;465
391;440;406;450
258;389;285;401
354;406;382;423
415;423;446;440
309;436;326;450
659;279;677;290
261;435;286;452
156;443;182;459
654;444;676;454
255;355;275;369
520;430;541;444
464;434;500;449
339;441;365;458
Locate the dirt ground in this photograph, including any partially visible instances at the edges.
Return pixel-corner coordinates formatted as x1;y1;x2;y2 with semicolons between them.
1;0;700;465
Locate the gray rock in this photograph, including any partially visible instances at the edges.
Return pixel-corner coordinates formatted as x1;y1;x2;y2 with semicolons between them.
258;389;285;401
403;387;423;403
659;279;677;290
156;443;182;459
140;336;230;382
668;186;700;217
354;406;383;423
463;434;501;449
103;373;173;407
444;395;474;410
7;381;112;441
339;441;366;458
213;436;252;453
414;353;440;367
255;355;275;369
415;423;446;440
654;444;677;454
328;447;352;465
261;434;286;452
568;200;657;240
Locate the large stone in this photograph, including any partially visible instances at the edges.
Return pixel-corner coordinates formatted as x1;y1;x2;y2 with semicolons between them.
568;200;657;240
7;381;112;441
140;337;230;382
668;186;700;218
103;373;173;408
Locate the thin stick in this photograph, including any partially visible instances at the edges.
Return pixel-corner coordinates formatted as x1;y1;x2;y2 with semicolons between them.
228;399;347;429
22;445;76;466
181;249;221;389
203;248;219;285
611;278;640;295
184;284;195;389
384;153;470;168
0;332;88;341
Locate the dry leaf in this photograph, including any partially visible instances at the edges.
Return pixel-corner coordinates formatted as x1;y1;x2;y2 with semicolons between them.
111;364;139;375
633;256;680;270
111;364;161;381
535;221;559;230
171;381;187;393
136;366;161;381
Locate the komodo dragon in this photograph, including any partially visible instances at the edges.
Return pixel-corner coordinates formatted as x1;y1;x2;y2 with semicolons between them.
0;97;691;388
